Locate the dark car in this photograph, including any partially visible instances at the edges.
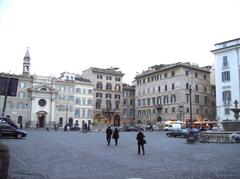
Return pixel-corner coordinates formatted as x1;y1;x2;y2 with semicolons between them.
0;122;27;139
124;126;138;132
70;126;81;131
0;117;19;129
166;128;189;138
166;128;200;138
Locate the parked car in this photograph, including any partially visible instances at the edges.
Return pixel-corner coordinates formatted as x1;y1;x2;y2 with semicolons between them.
166;128;189;138
166;128;200;138
70;126;81;131
0;122;27;139
164;124;182;131
0;117;19;129
124;126;138;132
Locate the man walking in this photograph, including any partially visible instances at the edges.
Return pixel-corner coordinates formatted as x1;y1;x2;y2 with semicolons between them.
136;130;145;155
106;126;113;146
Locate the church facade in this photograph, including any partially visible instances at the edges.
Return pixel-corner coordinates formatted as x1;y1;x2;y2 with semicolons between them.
0;49;94;128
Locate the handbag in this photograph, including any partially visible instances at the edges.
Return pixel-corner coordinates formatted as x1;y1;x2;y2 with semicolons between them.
143;139;147;144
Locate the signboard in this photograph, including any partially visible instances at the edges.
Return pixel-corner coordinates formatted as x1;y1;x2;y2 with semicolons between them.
0;77;19;97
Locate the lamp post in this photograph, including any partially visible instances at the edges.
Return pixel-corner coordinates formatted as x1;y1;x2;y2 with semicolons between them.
187;70;195;144
64;104;68;131
189;84;193;129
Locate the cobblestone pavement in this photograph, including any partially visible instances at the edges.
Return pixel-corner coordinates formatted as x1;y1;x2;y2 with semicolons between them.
1;129;240;179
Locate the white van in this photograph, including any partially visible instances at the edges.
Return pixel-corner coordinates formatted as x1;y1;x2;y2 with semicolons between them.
163;124;182;131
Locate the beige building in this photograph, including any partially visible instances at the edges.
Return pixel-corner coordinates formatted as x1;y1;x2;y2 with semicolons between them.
134;62;213;124
82;67;124;126
122;84;135;126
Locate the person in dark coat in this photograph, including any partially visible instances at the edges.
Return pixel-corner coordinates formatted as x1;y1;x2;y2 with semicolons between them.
106;126;113;146
112;128;119;146
136;130;145;155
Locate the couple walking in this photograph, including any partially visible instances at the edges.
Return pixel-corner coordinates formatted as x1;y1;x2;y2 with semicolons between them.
106;126;146;155
106;126;119;146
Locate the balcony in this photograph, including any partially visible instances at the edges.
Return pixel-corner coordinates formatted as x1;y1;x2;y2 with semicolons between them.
155;104;163;109
102;109;115;113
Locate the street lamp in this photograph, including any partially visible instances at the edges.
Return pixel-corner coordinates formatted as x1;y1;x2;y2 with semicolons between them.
64;104;68;131
187;70;195;144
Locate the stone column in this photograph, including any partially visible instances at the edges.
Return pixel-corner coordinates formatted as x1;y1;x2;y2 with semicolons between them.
50;94;55;123
31;97;36;127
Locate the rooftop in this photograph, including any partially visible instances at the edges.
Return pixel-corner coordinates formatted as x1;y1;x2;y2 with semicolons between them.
135;62;210;79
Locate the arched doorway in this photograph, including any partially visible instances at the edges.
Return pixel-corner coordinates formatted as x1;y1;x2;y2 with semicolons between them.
114;115;120;126
59;117;63;127
68;118;73;126
37;111;47;128
18;116;23;124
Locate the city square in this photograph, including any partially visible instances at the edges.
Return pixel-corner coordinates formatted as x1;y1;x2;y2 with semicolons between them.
1;129;240;179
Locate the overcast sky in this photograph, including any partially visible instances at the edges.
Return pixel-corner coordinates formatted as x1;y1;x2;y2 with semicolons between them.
0;0;239;84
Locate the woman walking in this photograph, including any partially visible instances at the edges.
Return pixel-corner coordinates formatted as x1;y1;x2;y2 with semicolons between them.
112;128;119;146
136;130;145;155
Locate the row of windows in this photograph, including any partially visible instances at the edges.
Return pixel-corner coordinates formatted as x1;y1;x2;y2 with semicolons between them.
95;100;120;110
122;110;134;118
136;107;208;115
137;95;177;107
96;83;121;91
123;99;134;106
137;83;208;96
97;75;121;81
6;102;27;110
137;70;207;85
123;91;135;97
185;94;209;104
74;109;93;118
137;71;176;85
75;88;93;94
137;94;209;107
96;93;120;99
75;98;93;105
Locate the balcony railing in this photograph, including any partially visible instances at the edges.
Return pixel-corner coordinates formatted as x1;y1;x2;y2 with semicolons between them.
155;104;163;109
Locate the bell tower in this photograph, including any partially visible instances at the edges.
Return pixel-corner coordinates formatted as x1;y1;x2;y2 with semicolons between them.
23;47;31;76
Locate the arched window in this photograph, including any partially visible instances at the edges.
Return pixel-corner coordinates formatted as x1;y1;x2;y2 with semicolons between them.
40;87;47;91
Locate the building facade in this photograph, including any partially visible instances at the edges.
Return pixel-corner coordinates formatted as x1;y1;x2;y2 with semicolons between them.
122;84;135;126
211;38;240;122
82;67;124;126
134;62;213;124
0;49;94;128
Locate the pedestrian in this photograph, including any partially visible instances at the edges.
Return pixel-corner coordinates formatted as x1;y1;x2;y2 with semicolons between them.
112;128;119;146
84;123;88;133
19;122;23;130
54;122;57;131
106;126;113;146
136;130;146;155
